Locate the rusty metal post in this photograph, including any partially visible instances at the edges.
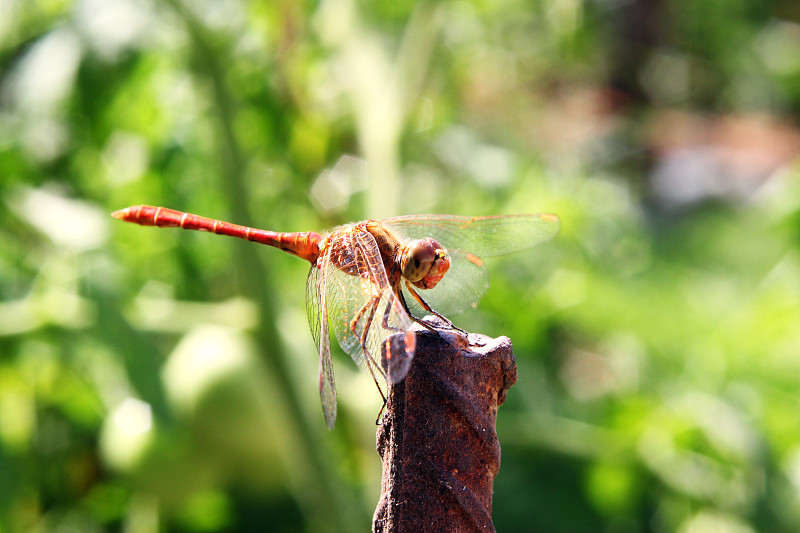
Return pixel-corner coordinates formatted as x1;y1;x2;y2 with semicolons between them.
373;318;517;533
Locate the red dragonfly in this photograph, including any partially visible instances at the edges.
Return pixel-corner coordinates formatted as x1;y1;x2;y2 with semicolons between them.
112;205;560;428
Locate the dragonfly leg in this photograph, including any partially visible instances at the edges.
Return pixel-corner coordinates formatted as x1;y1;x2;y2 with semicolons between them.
375;401;387;426
374;292;413;422
380;291;409;334
350;295;387;403
403;280;467;335
396;289;438;334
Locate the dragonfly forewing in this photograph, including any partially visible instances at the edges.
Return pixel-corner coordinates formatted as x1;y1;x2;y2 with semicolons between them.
385;213;559;316
383;213;561;258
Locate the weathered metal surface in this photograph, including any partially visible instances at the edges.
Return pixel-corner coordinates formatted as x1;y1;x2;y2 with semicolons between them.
373;318;517;533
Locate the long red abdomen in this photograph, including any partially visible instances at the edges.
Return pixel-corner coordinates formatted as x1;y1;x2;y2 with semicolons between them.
112;205;322;263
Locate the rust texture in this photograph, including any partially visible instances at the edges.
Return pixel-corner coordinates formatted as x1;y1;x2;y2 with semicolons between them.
373;317;517;533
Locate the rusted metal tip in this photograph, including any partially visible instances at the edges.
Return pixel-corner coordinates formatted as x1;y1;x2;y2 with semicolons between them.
373;318;516;533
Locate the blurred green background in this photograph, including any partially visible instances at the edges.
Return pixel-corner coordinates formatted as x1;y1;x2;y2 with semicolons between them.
3;0;800;531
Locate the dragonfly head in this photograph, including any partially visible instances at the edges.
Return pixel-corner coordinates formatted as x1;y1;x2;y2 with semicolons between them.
401;238;450;289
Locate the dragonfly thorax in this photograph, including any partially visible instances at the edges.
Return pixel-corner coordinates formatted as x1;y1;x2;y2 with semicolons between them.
401;238;450;289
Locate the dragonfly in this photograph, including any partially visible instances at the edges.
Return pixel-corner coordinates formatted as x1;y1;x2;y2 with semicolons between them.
112;205;560;428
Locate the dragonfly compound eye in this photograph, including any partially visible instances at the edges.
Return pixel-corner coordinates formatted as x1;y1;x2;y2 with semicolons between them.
402;238;450;289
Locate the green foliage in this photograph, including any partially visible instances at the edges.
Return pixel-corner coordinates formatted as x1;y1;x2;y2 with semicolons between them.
2;0;800;531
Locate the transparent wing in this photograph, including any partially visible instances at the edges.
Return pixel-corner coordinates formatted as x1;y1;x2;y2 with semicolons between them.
306;249;337;429
400;249;489;317
384;213;559;317
382;213;560;258
323;229;415;385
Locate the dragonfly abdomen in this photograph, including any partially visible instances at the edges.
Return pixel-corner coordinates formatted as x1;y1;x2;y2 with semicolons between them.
112;205;322;263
